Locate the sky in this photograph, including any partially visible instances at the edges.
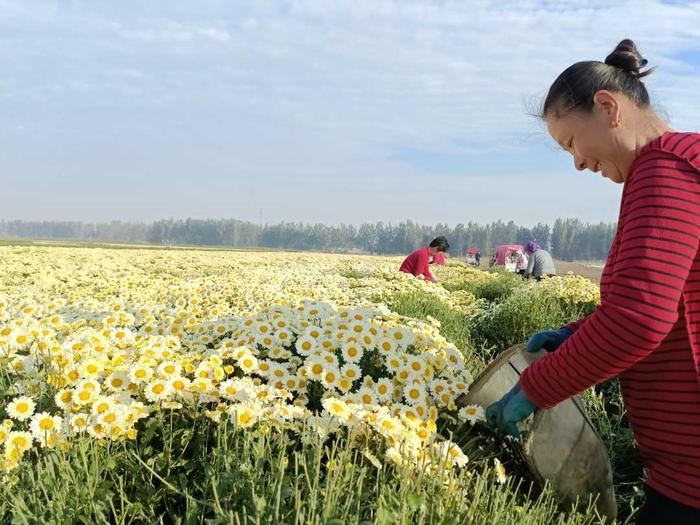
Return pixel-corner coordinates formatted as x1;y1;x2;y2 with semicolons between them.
1;0;699;227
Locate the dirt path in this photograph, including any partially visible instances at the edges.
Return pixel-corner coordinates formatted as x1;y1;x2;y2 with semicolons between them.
554;260;604;283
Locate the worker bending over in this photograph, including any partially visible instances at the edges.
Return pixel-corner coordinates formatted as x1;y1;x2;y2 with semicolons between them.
523;241;556;280
399;236;449;283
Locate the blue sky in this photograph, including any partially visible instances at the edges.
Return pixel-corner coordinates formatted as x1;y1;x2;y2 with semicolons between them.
1;0;699;226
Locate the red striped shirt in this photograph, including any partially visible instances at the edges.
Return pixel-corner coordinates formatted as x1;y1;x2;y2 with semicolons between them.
520;131;700;509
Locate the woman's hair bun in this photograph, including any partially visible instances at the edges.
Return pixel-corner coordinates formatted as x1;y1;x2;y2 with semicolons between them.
604;39;651;79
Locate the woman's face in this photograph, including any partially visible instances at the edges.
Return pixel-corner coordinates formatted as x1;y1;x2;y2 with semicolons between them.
546;102;625;184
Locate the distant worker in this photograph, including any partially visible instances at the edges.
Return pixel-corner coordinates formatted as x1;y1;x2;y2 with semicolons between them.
523;241;556;280
514;250;529;275
431;252;447;266
475;251;481;266
399;236;450;282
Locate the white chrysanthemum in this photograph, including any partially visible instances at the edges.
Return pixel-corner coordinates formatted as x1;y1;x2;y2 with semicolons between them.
7;396;36;421
377;337;397;354
69;413;89;434
219;379;241;400
29;412;63;440
228;403;259;429
91;396;117;417
6;430;33;454
357;387;377;406
386;326;415;348
105;370;129;392
340;363;362;382
341;342;364;363
322;397;353;423
403;383;427;407
494;458;507;484
128;364;153;384
54;388;74;410
433;440;469;468
320;367;340;389
158;361;182;378
87;419;109;439
443;345;465;371
237;352;258;374
373;378;393;402
98;406;128;428
458;404;485;425
304;358;326;381
385;351;403;372
406;356;426;376
79;358;104;378
294;335;317;356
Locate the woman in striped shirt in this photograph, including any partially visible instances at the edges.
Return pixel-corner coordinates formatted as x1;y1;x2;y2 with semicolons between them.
486;39;700;523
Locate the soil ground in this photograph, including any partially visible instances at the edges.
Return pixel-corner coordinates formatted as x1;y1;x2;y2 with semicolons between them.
554;259;604;283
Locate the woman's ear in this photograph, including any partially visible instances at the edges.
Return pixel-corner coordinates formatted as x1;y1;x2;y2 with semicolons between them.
593;90;621;128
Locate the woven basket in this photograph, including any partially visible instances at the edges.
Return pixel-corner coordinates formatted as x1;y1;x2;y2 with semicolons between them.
459;344;617;521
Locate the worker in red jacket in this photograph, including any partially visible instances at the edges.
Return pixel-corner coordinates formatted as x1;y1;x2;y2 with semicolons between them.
431;252;446;266
486;39;700;523
399;236;449;282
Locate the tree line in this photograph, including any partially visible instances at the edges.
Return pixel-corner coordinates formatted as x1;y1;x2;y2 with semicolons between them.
0;218;616;261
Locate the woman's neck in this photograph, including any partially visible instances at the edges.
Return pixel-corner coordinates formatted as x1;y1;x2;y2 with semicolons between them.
634;112;672;155
619;111;672;180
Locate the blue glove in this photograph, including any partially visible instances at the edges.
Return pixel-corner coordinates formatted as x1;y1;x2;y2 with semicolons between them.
485;384;537;440
526;327;572;353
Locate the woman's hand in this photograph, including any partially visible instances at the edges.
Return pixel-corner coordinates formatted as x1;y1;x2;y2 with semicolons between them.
485;383;537;440
526;327;573;352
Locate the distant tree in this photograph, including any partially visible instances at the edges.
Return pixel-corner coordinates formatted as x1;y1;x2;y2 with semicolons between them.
0;217;615;260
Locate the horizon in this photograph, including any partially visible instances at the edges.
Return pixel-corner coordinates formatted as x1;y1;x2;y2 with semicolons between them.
2;1;699;225
0;215;618;229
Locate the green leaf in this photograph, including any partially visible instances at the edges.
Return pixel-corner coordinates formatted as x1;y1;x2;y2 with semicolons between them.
406;491;425;512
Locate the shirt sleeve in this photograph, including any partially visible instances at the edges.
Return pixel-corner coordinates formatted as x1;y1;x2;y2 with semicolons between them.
564;315;591;333
420;250;433;280
521;153;700;409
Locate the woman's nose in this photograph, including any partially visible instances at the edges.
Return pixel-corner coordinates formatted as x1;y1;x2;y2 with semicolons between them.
573;155;587;171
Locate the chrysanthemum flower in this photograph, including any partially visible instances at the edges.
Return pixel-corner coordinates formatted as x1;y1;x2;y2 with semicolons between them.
295;335;317;355
128;364;153;384
373;378;393;402
7;396;36;421
322;397;353;423
6;430;33;454
105;370;129;392
494;458;507;484
459;404;485;425
69;413;89;434
403;384;427;407
230;404;258;428
29;412;63;440
0;421;12;445
357;387;377;406
433;441;469;469
237;353;258;374
341;342;363;363
87;420;108;439
158;361;182;378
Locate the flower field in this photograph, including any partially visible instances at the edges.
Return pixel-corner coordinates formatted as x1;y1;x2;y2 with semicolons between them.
0;245;634;524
